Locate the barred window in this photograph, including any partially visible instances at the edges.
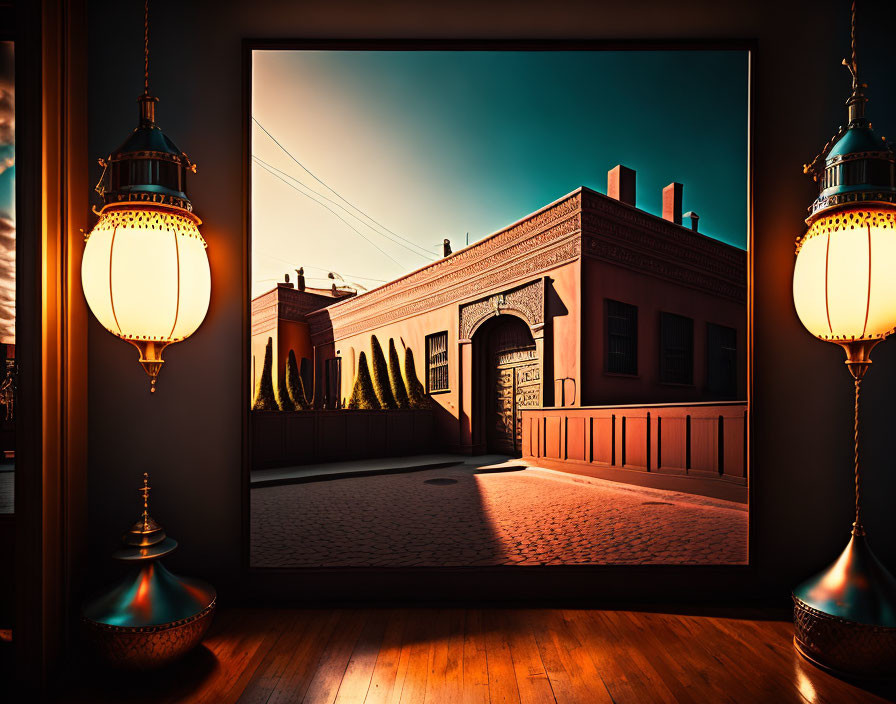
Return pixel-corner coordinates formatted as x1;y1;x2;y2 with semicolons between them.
706;323;737;397
426;331;449;393
606;299;638;375
660;312;694;385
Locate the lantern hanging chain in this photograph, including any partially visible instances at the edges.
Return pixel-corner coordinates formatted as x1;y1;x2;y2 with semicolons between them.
849;0;858;93
143;0;150;96
853;376;864;535
804;0;862;177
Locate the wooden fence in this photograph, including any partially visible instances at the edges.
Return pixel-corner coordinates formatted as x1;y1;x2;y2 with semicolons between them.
521;402;747;501
251;409;436;469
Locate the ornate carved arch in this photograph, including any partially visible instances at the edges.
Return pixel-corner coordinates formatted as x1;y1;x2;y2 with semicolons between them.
459;278;545;341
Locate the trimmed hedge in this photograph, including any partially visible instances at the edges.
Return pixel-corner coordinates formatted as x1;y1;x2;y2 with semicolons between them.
285;349;308;409
388;338;410;409
404;347;431;409
252;337;279;411
370;335;397;409
348;351;380;410
299;356;313;407
277;370;296;411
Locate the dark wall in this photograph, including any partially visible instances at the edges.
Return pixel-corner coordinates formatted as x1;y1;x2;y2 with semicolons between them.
87;0;896;599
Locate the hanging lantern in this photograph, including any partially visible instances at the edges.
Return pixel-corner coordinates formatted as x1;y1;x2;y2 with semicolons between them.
790;0;896;679
81;3;210;392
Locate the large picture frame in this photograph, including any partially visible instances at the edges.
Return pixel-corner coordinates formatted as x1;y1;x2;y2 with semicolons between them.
240;39;755;600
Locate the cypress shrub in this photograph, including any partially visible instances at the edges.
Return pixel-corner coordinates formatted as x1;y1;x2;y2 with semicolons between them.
388;338;410;409
277;370;295;411
404;347;431;409
299;356;313;407
285;350;308;409
348;351;380;410
251;337;279;411
370;335;397;409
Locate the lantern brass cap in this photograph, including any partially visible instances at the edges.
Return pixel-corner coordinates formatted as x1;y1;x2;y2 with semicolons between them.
95;95;197;213
837;338;882;379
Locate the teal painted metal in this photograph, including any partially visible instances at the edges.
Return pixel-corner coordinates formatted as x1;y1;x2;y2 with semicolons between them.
793;533;896;628
807;118;896;222
83;560;215;628
96;94;196;212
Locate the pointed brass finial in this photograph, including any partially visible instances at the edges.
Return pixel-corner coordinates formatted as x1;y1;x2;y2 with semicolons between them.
123;471;166;547
140;472;151;531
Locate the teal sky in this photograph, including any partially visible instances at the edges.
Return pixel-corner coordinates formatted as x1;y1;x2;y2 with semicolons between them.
252;50;748;296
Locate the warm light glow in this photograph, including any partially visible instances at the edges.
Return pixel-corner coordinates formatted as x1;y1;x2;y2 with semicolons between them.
81;206;210;345
793;208;896;341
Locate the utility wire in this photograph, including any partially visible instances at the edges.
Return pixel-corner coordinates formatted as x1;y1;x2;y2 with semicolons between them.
254;159;404;268
252;117;435;259
253;155;434;261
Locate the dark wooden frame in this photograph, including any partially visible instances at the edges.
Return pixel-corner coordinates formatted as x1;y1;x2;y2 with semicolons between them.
12;0;89;688
241;39;755;601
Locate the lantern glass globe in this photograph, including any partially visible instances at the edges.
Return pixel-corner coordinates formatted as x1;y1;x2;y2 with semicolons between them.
793;208;896;342
81;207;211;345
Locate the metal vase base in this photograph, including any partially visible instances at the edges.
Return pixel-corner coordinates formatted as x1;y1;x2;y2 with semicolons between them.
792;533;896;680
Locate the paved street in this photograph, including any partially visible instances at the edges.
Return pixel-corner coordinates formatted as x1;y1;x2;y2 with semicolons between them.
250;458;748;568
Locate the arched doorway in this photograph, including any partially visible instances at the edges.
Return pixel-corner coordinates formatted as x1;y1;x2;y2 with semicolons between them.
473;314;540;455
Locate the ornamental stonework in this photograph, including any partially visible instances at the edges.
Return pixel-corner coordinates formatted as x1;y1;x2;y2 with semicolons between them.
309;220;581;343
584;236;746;302
459;279;545;341
580;188;746;277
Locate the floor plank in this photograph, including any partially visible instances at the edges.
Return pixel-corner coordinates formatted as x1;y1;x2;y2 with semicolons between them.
461;609;490;704
501;609;556;703
397;608;436;704
360;609;408;704
302;609;369;704
483;608;522;704
51;606;896;704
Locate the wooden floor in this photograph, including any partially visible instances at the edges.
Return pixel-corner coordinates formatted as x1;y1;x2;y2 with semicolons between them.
58;606;895;704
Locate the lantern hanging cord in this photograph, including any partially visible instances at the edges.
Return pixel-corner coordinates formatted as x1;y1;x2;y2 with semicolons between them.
849;0;858;93
803;0;864;178
853;376;864;535
143;0;150;95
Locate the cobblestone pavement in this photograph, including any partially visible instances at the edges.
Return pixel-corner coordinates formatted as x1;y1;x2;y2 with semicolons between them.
250;460;748;568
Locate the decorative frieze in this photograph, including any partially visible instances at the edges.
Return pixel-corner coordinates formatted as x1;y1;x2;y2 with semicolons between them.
310;229;580;343
584;236;746;302
459;279;546;341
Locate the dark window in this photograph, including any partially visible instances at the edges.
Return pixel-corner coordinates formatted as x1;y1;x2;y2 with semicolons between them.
606;299;638;375
660;313;694;385
325;357;341;409
426;331;449;393
706;323;737;397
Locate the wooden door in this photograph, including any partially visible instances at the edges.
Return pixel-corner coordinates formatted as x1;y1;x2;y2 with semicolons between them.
490;347;539;454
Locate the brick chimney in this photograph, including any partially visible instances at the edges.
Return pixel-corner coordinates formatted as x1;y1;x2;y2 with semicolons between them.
683;211;699;232
662;182;683;225
607;165;636;206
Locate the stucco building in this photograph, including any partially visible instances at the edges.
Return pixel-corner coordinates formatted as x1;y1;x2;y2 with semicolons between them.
251;165;747;455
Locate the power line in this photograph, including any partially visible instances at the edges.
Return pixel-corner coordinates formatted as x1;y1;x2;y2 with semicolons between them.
253;155;434;261
254;159;404;269
252;117;435;259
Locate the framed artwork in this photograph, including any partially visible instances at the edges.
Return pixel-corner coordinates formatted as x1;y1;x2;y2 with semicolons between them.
243;41;752;574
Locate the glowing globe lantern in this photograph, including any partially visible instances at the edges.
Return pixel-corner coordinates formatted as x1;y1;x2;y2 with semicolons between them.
82;95;210;392
790;29;896;678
